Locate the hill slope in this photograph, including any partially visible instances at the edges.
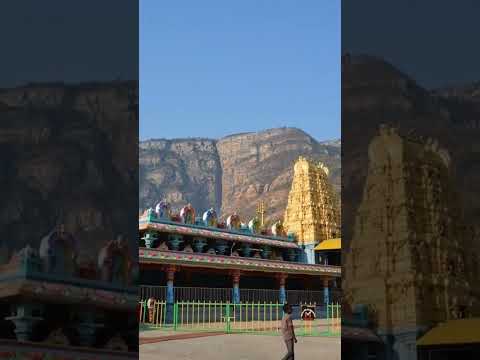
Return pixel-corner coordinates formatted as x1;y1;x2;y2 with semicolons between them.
140;127;340;223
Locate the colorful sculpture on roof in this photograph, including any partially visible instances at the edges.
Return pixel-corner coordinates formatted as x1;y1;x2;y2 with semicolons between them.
271;220;286;237
226;213;241;230
98;234;131;285
248;216;261;234
155;199;171;219
39;223;77;275
180;203;195;224
202;208;218;227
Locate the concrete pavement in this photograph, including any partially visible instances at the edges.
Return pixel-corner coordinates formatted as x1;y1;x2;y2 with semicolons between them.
140;332;340;360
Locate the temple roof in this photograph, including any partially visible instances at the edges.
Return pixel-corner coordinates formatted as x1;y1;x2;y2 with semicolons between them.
140;248;341;277
139;218;299;249
417;318;480;346
314;238;341;251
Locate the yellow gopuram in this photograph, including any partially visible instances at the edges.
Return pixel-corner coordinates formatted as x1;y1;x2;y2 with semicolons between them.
284;156;340;264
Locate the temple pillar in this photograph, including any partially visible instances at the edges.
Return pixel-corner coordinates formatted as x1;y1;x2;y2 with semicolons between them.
232;270;241;304
6;303;43;341
165;265;176;323
323;278;330;305
277;274;288;304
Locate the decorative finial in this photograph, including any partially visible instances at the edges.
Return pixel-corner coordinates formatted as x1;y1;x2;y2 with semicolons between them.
256;201;266;227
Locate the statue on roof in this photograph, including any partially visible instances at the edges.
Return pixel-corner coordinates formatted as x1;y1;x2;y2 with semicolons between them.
98;234;131;285
248;216;261;234
271;220;286;237
202;208;217;227
155;199;171;219
39;222;77;275
180;203;195;224
226;213;241;230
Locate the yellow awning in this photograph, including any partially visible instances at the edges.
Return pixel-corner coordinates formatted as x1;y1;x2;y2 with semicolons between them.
417;318;480;346
314;238;341;251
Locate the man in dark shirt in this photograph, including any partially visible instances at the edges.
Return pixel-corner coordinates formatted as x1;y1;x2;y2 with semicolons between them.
280;304;297;360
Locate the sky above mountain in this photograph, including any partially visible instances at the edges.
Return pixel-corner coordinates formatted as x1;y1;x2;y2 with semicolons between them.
140;0;340;141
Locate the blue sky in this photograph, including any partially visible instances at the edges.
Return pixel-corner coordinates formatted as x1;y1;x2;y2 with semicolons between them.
140;0;340;141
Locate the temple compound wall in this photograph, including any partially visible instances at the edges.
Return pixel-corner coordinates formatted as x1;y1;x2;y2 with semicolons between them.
344;125;479;360
284;156;340;264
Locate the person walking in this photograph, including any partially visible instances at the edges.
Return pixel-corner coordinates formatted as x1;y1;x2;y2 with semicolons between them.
281;304;297;360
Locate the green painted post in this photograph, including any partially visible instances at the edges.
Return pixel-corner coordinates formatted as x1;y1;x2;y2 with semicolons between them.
144;301;148;324
326;303;330;334
173;303;178;330
225;303;231;333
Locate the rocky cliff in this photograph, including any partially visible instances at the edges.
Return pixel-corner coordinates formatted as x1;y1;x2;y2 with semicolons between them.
0;81;138;260
140;127;340;223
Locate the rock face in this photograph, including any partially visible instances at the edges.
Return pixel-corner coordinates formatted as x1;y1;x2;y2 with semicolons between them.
0;82;138;260
140;128;340;224
140;139;222;214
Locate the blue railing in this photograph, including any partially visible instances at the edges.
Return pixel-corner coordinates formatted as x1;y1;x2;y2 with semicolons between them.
140;285;341;304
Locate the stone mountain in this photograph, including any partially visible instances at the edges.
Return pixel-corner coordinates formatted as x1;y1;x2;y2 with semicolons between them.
140;127;340;224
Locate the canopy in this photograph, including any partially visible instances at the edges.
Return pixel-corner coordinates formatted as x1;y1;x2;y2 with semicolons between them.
417;318;480;346
314;238;341;251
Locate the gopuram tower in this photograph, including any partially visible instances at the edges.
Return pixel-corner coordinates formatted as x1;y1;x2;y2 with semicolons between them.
344;125;478;360
284;156;340;264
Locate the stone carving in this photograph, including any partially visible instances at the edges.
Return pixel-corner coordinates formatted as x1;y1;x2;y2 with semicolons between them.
45;328;70;346
284;157;340;246
183;244;193;253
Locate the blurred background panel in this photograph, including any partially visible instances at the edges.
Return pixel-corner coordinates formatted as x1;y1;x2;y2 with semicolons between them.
0;0;138;357
342;1;480;359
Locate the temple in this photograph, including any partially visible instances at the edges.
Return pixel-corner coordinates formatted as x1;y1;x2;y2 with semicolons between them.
139;157;342;323
0;225;137;358
343;126;480;360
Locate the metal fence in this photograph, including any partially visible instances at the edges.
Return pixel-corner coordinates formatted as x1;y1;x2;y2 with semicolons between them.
139;300;341;337
140;285;167;300
140;286;341;305
139;300;167;327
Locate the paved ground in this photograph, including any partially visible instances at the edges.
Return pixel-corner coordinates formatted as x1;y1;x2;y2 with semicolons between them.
140;331;340;360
